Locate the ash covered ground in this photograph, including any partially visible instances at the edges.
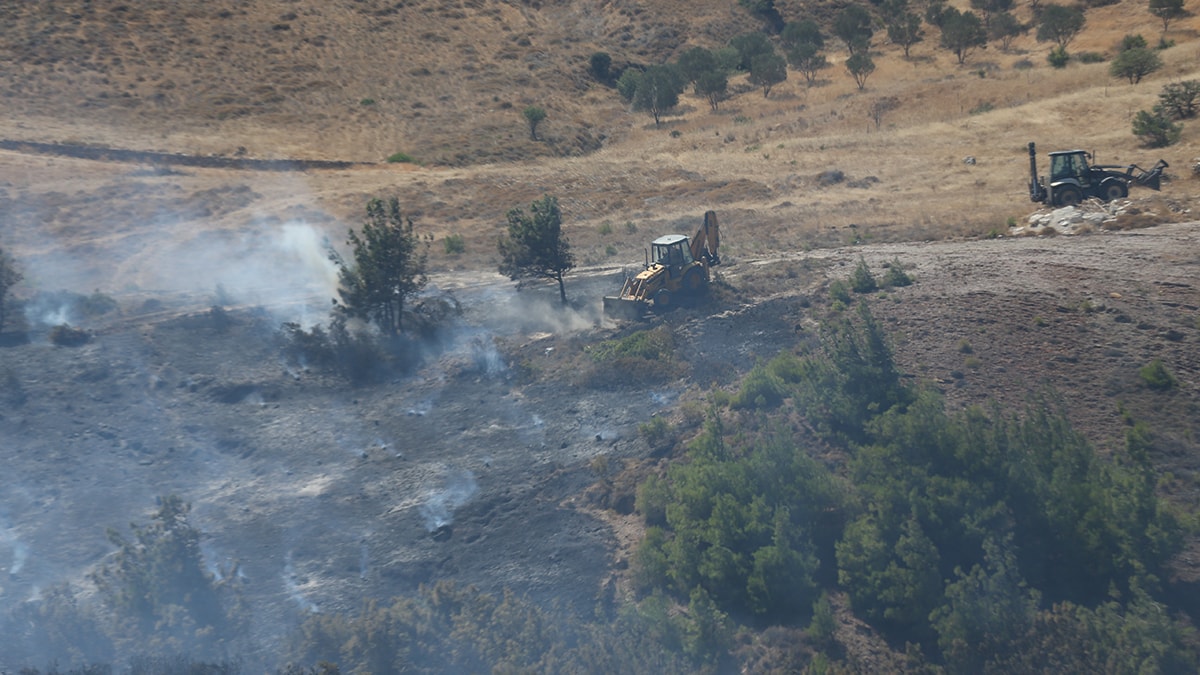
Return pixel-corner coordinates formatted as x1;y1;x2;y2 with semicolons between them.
2;211;1199;669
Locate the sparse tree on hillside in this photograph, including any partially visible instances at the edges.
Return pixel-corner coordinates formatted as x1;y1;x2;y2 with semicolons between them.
787;41;830;86
749;52;788;98
925;0;950;28
940;8;988;64
781;19;825;52
695;70;729;111
523;105;547;140
331;197;430;335
846;51;876;90
0;245;21;333
499;195;575;304
989;12;1024;50
1036;4;1086;50
1148;0;1185;36
677;46;719;85
782;19;828;86
589;52;612;84
729;32;776;71
616;67;643;102
887;10;926;57
1110;47;1163;84
631;64;684;127
1159;80;1200;118
834;5;875;54
970;0;1014;30
1132;104;1182;146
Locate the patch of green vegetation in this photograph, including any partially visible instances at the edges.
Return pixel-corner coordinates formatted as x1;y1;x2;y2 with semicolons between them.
850;257;878;293
442;234;465;255
1139;359;1178;390
881;258;913;288
598;221;613;235
386;151;417;163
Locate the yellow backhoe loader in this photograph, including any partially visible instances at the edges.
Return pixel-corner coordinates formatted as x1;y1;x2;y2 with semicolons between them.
602;210;721;320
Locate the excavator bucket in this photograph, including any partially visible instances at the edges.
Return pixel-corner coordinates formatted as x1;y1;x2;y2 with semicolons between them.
603;295;648;320
1133;160;1169;190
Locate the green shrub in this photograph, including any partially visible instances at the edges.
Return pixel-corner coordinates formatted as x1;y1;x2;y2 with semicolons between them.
828;280;852;305
1158;80;1200;119
639;416;672;453
1048;46;1070;68
1132;105;1182;147
605;244;618;257
359;98;376;106
443;233;465;255
850;258;878;293
1076;51;1106;63
597;221;613;235
1139;359;1178;390
386;151;417;163
733;363;788;409
881;259;913;288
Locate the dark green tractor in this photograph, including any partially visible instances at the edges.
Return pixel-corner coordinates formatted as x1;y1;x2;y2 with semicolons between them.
1028;142;1168;207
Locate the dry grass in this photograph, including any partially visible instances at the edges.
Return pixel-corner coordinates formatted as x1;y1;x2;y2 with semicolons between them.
1;0;1199;288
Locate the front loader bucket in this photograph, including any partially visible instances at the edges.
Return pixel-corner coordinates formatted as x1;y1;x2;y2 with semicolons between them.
1133;160;1169;191
603;295;648;321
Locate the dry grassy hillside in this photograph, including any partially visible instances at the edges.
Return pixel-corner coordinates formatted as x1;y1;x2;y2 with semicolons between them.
2;0;1199;279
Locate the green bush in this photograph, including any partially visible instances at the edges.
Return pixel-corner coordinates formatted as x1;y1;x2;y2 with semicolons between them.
828;279;852;305
386;151;417;163
1076;51;1106;63
849;258;878;293
881;259;913;288
1132;105;1182;147
442;233;465;255
1139;359;1178;390
1158;80;1200;119
1047;46;1070;68
638;416;672;453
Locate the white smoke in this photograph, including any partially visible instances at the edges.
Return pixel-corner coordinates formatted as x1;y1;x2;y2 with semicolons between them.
419;469;479;532
282;552;319;613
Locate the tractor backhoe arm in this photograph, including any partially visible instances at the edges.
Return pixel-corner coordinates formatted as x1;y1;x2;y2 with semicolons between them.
691;210;721;266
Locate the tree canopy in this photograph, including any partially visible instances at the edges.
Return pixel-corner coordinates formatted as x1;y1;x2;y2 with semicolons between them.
631;65;684;127
498;195;575;303
846;51;876;90
522;105;546;140
834;5;875;54
1148;0;1185;35
1110;46;1163;84
749;52;788;98
940;8;988;64
331;197;430;335
1037;4;1086;50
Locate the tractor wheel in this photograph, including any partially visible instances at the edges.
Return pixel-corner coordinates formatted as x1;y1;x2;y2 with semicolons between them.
1054;186;1082;207
653;288;672;309
682;266;705;293
1102;181;1129;201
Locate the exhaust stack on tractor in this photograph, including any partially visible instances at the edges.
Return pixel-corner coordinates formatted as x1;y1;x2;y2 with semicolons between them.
603;210;721;320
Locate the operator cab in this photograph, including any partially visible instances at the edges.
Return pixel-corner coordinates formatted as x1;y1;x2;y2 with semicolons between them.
1049;150;1092;186
651;235;693;275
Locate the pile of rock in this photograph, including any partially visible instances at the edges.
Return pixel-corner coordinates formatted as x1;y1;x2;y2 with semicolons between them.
1014;199;1132;236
